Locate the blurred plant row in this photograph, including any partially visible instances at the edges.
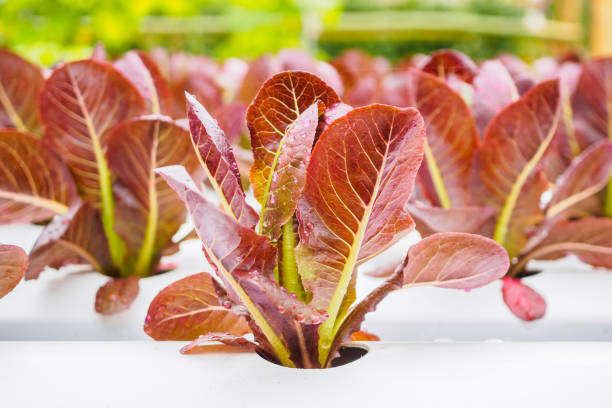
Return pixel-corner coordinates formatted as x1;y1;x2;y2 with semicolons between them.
0;0;587;66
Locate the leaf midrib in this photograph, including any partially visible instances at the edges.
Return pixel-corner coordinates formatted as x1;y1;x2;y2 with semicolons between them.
202;244;295;368
317;112;395;366
257;121;292;234
423;139;451;208
0;190;69;214
493;104;560;248
190;124;240;222
0;81;28;132
134;124;160;277
69;66;125;270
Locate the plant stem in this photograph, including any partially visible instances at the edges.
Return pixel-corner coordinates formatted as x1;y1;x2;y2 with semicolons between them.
0;83;28;132
280;221;305;301
605;123;612;217
99;158;126;273
423;140;450;208
605;179;612;217
134;136;159;277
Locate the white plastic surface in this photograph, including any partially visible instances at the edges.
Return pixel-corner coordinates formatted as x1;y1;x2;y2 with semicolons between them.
2;223;612;407
1;224;612;341
2;341;611;407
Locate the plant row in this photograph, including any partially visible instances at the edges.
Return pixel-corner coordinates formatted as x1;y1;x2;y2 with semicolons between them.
0;46;611;368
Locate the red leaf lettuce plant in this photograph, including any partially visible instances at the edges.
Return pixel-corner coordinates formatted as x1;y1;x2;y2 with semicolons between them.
385;58;612;321
0;48;200;314
144;71;509;369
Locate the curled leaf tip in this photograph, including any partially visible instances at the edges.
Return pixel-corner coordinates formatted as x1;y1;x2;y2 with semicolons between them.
350;330;380;342
502;277;546;322
95;276;140;316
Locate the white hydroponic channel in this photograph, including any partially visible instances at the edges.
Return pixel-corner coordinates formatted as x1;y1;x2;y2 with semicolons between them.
1;223;611;407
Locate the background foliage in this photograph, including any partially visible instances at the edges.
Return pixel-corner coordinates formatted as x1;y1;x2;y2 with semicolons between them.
0;0;588;65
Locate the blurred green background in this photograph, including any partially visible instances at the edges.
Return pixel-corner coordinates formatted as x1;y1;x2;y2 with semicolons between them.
0;0;594;65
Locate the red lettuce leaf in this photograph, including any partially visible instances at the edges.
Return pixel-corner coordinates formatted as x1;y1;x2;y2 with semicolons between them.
246;71;340;205
144;272;250;340
26;202;118;279
401;232;509;289
186;189;277;280
40;59;146;204
277;49;344;94
543;62;583;179
186;93;258;228
0;130;78;224
0;244;28;300
158;51;222;118
0;48;44;134
474;80;560;257
516;218;612;272
232;269;327;368
157;167;293;363
155;165;204;203
260;103;319;239
158;167;276;280
94;276;140;315
571;57;612;149
406;201;498;238
236;54;281;104
317;102;352;137
571;58;612;216
502;277;546;321
158;167;327;367
350;331;380;342
114;50;173;115
331;232;508;366
296;104;425;310
497;54;536;95
295;104;425;365
330;50;388;106
546;140;612;218
106;116;200;276
420;50;478;83
218;58;248;99
214;102;247;145
472;60;519;136
401;69;479;207
40;59;147;268
180;333;257;354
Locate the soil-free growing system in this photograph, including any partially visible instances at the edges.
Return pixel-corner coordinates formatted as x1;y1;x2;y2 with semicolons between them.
1;47;612;373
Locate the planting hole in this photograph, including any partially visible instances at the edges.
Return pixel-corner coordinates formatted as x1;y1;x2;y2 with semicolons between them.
330;344;369;367
256;344;369;369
